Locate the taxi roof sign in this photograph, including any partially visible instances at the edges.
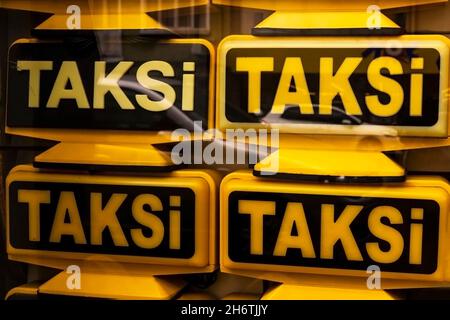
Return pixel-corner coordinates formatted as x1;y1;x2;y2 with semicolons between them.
7;38;214;136
221;171;450;288
217;35;450;138
7;165;218;273
6;37;214;169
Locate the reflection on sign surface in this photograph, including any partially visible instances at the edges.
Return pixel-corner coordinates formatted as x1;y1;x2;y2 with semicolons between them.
218;36;449;137
8;167;212;267
8;39;212;131
222;172;450;279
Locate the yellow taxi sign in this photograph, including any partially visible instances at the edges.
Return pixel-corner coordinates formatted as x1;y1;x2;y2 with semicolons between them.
221;171;450;285
217;35;450;137
7;38;214;142
7;165;217;270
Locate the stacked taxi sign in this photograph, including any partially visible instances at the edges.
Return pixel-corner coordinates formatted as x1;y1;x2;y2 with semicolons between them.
4;0;217;300
215;0;450;299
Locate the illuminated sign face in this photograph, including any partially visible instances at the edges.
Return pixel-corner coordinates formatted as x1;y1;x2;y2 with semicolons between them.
7;39;213;131
217;35;449;137
7;166;213;267
221;172;450;280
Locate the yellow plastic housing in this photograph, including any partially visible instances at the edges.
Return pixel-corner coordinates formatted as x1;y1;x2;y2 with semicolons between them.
221;170;450;288
217;35;450;139
7;165;218;275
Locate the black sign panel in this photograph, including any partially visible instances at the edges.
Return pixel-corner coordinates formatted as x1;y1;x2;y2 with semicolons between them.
228;191;440;274
7;39;211;130
224;47;441;128
9;181;195;258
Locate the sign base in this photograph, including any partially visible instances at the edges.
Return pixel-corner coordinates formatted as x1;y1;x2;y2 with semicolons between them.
261;283;398;300
38;269;186;300
34;142;178;172
252;11;402;36
253;149;406;183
